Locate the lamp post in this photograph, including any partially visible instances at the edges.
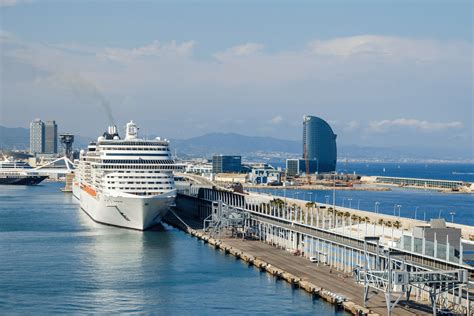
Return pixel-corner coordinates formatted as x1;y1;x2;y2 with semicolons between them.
449;211;455;224
415;206;419;221
393;204;397;216
343;197;346;208
295;192;300;200
325;195;329;205
357;199;361;210
308;192;313;203
397;205;402;218
375;201;380;214
348;198;353;209
424;211;426;222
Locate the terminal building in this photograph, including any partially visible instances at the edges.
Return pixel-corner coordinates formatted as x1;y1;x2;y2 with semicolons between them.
212;155;242;173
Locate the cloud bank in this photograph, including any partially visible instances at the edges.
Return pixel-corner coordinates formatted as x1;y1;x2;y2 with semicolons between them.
1;32;472;147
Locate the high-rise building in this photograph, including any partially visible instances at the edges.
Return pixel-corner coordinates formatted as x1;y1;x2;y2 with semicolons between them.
212;155;242;173
302;115;337;173
44;120;58;154
285;159;300;177
30;119;45;154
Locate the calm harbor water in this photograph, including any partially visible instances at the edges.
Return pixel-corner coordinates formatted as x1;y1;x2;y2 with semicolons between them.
252;187;474;226
269;162;474;182
0;183;345;315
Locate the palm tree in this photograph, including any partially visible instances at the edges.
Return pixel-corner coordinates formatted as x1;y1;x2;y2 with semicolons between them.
385;220;392;227
305;201;315;208
364;216;370;223
378;218;384;226
393;220;402;229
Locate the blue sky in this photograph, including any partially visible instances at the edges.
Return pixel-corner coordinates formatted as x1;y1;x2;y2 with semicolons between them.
0;1;472;151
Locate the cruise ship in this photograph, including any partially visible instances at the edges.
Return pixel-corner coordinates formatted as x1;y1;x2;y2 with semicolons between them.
72;121;180;230
0;159;48;185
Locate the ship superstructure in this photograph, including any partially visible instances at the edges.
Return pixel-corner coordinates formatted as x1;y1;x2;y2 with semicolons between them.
72;121;179;230
0;159;48;185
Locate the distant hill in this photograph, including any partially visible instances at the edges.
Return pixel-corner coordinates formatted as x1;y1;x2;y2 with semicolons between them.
170;133;301;156
0;126;29;150
1;127;470;161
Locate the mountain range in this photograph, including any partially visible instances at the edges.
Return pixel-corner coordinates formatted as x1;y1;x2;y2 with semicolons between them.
0;126;471;161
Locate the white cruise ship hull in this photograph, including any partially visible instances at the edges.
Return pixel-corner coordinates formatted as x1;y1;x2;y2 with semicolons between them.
73;184;176;230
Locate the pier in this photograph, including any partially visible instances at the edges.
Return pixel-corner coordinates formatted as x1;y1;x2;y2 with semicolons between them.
167;180;474;315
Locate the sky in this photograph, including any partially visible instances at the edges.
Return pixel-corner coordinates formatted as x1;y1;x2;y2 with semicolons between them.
0;1;472;152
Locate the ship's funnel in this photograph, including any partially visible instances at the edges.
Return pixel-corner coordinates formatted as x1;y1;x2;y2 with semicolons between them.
125;121;138;140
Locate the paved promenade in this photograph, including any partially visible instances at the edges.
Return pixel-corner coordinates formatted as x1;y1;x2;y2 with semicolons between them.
223;238;432;316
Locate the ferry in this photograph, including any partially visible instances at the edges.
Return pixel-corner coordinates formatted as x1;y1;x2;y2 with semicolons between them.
72;121;181;230
0;159;48;185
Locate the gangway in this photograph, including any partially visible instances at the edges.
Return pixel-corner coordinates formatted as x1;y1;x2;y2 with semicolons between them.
358;236;470;315
203;201;251;238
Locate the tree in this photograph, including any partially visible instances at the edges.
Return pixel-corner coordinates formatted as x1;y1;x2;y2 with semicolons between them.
393;220;402;229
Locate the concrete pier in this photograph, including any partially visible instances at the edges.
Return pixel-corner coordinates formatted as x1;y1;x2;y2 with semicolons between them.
164;209;433;316
169;182;473;315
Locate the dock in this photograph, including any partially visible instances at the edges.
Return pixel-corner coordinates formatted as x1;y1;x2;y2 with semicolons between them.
167;179;473;315
164;211;431;316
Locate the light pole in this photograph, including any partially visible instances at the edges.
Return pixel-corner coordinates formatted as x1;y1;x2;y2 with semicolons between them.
348;198;353;209
308;192;313;203
393;204;397;216
343;197;346;207
449;211;455;223
415;206;419;220
357;199;361;210
424;211;426;222
375;201;380;213
325;195;329;205
397;205;402;218
438;210;442;219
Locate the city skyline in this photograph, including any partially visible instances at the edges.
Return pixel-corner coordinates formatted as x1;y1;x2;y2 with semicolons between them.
1;1;472;151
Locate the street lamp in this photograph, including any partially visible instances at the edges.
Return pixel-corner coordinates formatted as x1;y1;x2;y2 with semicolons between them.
348;198;353;209
397;205;402;218
308;192;313;202
415;206;419;220
357;199;361;210
393;204;397;216
375;201;380;213
325;195;329;205
449;211;455;223
342;197;346;207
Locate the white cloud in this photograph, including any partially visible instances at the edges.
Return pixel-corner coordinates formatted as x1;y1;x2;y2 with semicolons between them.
308;35;469;63
214;42;263;61
344;120;360;132
96;40;195;62
270;115;283;124
1;33;471;144
368;118;463;133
